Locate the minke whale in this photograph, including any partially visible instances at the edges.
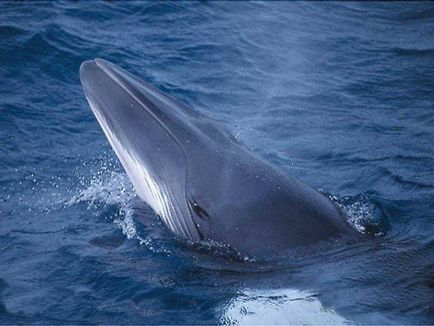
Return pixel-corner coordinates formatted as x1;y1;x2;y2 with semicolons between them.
80;58;359;257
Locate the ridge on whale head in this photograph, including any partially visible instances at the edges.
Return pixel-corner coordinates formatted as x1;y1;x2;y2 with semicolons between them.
80;58;360;258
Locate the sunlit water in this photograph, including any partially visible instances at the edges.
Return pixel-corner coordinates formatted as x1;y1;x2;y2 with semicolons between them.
1;2;433;324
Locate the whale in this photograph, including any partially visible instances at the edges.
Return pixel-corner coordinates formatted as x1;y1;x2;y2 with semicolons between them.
80;58;359;257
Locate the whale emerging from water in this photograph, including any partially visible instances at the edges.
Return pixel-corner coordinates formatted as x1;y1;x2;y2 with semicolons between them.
80;58;358;257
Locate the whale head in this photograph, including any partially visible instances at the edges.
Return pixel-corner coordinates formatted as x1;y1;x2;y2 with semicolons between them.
80;59;358;257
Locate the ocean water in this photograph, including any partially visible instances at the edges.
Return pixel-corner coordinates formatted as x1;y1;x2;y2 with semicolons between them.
1;1;434;324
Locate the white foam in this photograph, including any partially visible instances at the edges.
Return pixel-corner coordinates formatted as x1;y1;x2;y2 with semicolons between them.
320;191;379;235
339;200;375;234
221;288;350;325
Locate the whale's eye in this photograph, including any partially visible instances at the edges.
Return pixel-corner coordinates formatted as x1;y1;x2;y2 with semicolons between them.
190;200;210;221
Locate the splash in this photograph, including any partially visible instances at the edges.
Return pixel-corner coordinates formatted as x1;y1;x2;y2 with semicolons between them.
321;191;386;236
66;170;139;238
65;161;173;255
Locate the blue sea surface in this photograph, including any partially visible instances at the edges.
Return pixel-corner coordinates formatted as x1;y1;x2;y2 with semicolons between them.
1;1;434;324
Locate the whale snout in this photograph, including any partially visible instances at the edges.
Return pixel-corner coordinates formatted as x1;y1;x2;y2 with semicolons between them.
79;59;94;77
79;59;100;88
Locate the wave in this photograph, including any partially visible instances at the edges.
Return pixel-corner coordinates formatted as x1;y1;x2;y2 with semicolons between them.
392;47;434;57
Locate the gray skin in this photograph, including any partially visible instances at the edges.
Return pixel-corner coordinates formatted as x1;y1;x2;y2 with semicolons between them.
80;58;359;258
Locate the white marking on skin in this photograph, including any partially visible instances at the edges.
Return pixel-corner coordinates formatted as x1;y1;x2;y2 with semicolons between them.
88;100;190;238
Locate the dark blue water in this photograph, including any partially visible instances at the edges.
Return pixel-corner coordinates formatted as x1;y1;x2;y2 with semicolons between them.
1;2;434;324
